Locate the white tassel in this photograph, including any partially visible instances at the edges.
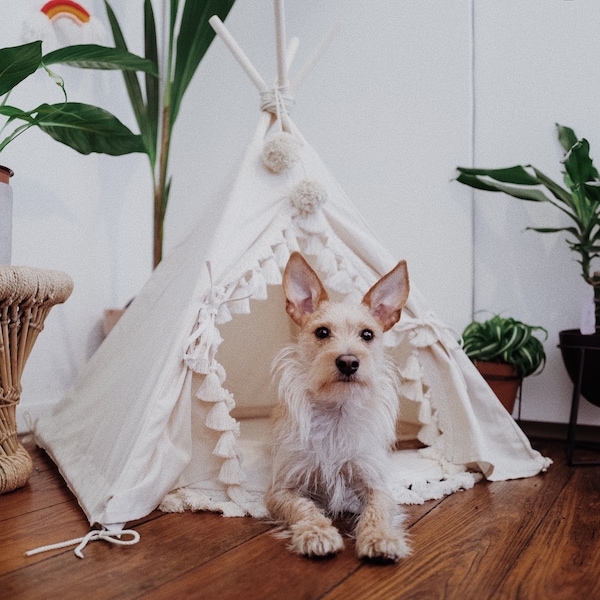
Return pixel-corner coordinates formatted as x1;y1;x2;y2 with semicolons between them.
215;363;227;384
273;243;291;268
301;234;324;256
213;430;238;458
261;256;282;285
229;296;251;315
196;371;228;403
249;270;268;301
316;247;338;275
284;229;301;253
399;352;423;381
219;458;246;485
206;402;237;432
216;302;233;324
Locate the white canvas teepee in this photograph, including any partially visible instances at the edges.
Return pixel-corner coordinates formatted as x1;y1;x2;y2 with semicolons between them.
34;5;550;542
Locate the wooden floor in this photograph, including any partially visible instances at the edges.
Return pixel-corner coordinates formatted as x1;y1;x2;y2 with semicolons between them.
1;436;599;600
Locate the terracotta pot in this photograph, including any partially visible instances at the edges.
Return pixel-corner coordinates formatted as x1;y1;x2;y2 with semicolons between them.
474;360;522;414
0;165;13;265
0;165;13;185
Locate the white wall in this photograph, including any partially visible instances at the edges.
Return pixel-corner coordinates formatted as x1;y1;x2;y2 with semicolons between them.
0;0;596;428
470;0;600;424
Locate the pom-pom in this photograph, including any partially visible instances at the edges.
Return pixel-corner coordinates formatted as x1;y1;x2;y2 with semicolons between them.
261;132;301;173
289;179;328;216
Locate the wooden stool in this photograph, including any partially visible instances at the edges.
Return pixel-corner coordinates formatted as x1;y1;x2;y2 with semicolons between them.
0;266;73;494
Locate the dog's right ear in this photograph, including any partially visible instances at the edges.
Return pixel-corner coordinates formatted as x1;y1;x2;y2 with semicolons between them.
283;252;329;325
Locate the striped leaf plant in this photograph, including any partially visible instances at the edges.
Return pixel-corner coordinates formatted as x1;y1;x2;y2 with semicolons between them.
461;314;547;378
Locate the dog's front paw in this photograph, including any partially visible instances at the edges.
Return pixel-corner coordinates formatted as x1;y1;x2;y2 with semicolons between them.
356;529;410;562
288;520;345;557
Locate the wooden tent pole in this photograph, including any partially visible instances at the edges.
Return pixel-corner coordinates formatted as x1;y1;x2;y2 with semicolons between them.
274;0;289;90
208;16;269;92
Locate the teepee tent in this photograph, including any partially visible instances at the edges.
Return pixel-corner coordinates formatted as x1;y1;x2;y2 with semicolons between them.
34;3;550;543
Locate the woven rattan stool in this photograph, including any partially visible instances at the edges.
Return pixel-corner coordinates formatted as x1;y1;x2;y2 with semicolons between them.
0;266;73;494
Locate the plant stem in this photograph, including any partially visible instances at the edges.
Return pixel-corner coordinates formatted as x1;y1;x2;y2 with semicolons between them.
153;104;171;268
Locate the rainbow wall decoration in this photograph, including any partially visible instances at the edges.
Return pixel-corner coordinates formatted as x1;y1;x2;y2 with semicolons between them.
40;1;91;26
22;1;105;49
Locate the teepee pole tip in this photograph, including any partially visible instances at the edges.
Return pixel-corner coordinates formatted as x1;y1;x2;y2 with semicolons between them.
209;15;269;92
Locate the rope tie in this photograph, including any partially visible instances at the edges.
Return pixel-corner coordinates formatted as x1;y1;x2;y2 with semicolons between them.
259;87;295;119
25;528;140;559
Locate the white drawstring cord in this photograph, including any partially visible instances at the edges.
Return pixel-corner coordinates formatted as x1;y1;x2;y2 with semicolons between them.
25;528;140;559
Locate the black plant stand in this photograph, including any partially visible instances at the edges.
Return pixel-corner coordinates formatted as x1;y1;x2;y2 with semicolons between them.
560;343;600;466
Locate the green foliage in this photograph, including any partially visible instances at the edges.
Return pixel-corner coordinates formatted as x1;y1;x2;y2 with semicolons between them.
0;41;157;154
456;123;600;329
103;0;236;267
461;315;547;378
0;1;236;267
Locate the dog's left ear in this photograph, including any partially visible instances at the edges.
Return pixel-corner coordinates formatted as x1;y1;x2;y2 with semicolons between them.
362;261;410;332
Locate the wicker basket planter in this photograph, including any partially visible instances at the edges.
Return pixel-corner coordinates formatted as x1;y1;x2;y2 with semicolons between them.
0;265;73;494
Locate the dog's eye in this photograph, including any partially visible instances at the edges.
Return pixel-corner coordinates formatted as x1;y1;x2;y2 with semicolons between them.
315;327;330;339
361;329;374;342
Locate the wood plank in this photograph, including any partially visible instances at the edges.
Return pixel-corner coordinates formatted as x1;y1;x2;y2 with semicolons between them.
498;463;600;598
322;445;573;599
142;528;361;600
0;511;272;599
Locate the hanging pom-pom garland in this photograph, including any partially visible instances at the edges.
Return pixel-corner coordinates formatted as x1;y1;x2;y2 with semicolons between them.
261;131;302;174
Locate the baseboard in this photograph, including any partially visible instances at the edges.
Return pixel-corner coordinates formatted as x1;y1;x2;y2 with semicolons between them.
518;420;600;444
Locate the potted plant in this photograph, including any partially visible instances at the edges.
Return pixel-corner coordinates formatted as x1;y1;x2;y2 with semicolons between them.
0;39;157;262
461;314;547;413
2;0;236;269
456;123;600;403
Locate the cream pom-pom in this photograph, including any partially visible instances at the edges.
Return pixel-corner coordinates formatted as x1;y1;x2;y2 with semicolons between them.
289;179;328;216
261;132;301;173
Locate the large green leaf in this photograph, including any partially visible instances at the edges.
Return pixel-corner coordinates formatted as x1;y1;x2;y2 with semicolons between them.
143;0;159;167
556;123;578;154
563;139;597;188
456;171;552;202
0;41;42;96
36;102;144;155
456;165;541;186
104;1;149;155
170;0;236;125
43;44;158;75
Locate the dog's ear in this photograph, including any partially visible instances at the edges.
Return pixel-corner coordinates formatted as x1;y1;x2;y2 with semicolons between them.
362;261;409;332
283;252;329;325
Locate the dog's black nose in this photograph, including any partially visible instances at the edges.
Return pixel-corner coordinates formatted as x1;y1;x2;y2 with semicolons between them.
335;354;359;376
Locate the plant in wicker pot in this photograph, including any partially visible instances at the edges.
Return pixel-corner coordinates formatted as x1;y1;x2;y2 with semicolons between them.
457;123;600;404
461;315;547;414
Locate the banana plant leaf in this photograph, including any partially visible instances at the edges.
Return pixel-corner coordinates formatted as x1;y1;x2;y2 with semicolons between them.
169;0;236;125
43;45;158;75
455;170;552;203
36;103;144;155
0;41;42;96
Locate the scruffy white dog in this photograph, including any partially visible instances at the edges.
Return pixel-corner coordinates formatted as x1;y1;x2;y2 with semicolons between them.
266;252;411;561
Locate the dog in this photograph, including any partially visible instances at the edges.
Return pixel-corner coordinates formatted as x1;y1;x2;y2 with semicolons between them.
266;252;411;561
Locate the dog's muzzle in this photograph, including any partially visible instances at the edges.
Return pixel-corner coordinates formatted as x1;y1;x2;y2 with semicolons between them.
335;354;360;377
